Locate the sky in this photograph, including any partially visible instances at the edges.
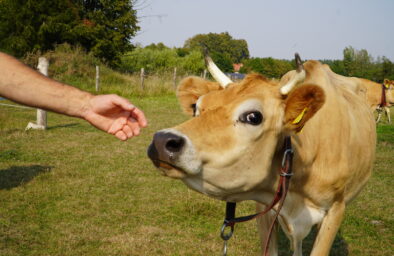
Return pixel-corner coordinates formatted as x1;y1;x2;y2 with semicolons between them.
133;0;394;61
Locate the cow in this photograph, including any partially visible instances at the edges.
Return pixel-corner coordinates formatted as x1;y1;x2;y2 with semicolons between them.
147;54;376;256
359;78;394;123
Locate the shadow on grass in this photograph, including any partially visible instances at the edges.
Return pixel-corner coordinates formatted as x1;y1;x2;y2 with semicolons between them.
0;165;52;190
278;226;349;255
47;123;79;130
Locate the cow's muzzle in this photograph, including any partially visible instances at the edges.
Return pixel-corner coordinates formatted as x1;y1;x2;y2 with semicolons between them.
147;131;186;169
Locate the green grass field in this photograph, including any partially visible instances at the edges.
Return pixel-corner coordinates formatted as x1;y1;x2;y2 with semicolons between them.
0;95;393;256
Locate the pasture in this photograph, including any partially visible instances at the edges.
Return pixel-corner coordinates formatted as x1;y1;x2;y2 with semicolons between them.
0;95;393;256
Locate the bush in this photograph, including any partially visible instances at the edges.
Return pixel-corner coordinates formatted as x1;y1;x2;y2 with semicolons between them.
119;47;205;75
22;43;176;97
241;57;293;78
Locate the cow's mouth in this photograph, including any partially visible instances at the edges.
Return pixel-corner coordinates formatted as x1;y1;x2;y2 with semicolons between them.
149;158;188;179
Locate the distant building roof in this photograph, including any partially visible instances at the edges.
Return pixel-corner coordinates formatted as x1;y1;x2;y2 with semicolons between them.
232;63;243;72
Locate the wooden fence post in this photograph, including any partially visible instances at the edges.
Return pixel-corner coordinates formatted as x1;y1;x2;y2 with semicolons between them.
95;65;100;92
140;68;145;90
173;67;177;89
26;57;48;130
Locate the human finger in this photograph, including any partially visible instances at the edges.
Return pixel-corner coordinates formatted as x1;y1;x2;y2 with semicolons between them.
122;124;134;138
127;118;140;136
115;130;127;141
108;116;127;134
130;107;148;127
110;95;135;111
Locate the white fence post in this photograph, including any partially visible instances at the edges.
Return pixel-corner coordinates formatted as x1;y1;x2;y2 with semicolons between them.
140;68;145;90
26;57;48;130
95;65;100;92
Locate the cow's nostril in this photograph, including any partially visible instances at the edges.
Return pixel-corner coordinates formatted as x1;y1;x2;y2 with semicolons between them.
165;137;185;153
150;132;186;162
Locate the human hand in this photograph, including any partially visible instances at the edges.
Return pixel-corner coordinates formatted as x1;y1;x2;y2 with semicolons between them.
83;94;147;140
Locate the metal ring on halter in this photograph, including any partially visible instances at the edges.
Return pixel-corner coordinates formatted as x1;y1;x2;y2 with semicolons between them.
281;148;294;167
220;222;234;241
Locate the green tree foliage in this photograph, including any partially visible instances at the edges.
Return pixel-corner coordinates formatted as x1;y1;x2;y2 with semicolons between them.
343;46;374;78
340;46;394;82
241;57;293;78
184;32;249;72
119;44;205;75
380;56;394;80
0;0;139;66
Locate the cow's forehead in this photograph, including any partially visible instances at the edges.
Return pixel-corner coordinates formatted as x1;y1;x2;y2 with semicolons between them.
199;75;279;110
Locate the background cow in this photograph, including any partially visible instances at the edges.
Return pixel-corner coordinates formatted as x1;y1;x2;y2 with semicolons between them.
359;78;394;123
148;55;376;256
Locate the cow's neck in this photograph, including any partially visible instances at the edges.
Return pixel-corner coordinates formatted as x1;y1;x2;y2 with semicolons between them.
251;134;294;205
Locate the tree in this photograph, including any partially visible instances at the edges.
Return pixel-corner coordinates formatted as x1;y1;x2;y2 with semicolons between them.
342;46;374;79
241;57;293;78
380;56;394;81
343;46;356;76
184;32;249;71
0;0;139;66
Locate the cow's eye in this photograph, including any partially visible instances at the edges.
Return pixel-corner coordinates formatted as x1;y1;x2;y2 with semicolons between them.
239;111;263;125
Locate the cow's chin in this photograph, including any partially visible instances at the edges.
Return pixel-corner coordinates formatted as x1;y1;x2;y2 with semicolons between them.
160;167;187;179
154;161;188;179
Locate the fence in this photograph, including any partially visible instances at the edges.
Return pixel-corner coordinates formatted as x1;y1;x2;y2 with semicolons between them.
25;57;48;130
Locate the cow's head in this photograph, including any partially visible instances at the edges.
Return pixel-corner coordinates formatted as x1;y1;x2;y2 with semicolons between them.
147;54;325;202
384;79;394;104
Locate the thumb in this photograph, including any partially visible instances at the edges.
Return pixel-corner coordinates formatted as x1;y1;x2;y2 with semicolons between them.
111;95;134;111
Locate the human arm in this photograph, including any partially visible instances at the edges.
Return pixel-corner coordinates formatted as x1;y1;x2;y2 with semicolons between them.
0;52;147;140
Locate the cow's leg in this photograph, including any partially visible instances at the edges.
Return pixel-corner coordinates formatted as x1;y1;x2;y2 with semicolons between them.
279;217;312;256
280;225;303;256
376;111;382;123
384;107;391;123
375;107;383;123
256;203;278;256
310;201;345;256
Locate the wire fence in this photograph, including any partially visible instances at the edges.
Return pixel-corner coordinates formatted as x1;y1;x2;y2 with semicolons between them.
0;102;33;109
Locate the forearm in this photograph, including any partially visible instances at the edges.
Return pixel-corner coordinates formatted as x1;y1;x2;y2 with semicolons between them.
0;52;93;118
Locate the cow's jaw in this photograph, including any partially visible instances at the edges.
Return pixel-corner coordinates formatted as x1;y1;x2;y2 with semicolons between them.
177;134;281;201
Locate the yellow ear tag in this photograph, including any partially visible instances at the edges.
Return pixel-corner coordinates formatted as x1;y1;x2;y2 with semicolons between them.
292;107;308;124
384;83;389;89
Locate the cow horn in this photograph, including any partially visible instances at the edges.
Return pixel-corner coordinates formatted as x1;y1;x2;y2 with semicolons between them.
280;53;306;95
204;51;233;88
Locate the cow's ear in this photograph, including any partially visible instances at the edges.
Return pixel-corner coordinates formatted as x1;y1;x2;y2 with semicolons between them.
177;76;223;116
284;84;325;132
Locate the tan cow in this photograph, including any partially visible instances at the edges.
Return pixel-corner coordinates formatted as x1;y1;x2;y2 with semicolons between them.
148;55;376;256
358;78;394;123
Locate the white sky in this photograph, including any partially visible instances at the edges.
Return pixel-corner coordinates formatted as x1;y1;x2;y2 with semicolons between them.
133;0;394;61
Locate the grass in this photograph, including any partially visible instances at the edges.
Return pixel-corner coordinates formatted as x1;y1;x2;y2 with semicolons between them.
0;95;393;256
